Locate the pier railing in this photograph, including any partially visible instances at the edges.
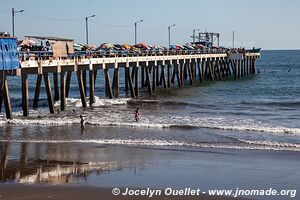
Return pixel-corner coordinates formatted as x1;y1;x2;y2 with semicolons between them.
19;49;230;61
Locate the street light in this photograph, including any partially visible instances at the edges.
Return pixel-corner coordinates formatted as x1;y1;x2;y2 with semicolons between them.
85;15;96;45
12;8;24;37
192;28;200;43
134;19;143;45
168;24;176;48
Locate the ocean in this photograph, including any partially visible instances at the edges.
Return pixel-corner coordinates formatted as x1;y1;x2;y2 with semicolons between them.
0;50;299;199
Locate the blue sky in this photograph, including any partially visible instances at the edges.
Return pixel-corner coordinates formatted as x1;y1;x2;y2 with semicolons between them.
0;0;299;49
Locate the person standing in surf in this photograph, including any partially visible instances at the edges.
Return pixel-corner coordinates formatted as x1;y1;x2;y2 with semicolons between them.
80;115;85;129
134;107;140;122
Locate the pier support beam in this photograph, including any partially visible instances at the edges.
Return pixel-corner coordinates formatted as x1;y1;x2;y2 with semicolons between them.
60;71;66;111
167;64;172;88
53;72;59;101
216;60;222;80
1;76;12;119
160;65;167;88
152;65;157;91
112;67;119;98
65;71;72;98
0;88;2;113
89;69;95;106
141;66;145;87
125;67;129;92
76;70;87;108
43;73;55;114
208;61;215;81
21;72;29;117
146;66;153;95
187;62;194;85
201;61;205;82
125;67;135;98
82;70;87;96
104;68;113;99
134;67;139;97
33;74;42;109
174;63;181;87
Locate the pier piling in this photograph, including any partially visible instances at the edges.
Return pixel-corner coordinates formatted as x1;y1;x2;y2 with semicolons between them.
33;74;42;109
43;73;55;114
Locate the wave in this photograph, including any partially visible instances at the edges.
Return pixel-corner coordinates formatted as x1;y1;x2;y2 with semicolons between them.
127;99;200;107
54;97;130;107
240;100;300;108
0;138;299;152
1;113;300;136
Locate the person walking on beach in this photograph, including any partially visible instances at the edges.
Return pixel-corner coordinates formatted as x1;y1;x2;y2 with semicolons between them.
80;115;85;129
134;107;140;122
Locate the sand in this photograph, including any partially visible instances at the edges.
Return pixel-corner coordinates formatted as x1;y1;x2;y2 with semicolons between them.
0;185;248;200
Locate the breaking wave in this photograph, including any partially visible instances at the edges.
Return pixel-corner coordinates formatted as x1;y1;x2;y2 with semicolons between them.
0;138;299;152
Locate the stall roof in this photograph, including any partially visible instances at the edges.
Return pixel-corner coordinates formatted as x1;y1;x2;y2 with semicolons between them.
24;36;74;42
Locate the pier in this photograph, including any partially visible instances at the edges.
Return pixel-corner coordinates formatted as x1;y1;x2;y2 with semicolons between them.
0;49;260;119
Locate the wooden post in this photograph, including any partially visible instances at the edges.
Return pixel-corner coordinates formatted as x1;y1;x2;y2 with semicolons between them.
125;67;129;92
134;66;139;97
104;68;113;99
60;71;66;111
175;63;181;87
65;71;72;98
180;63;184;86
76;70;87;108
146;66;153;95
238;60;241;79
94;69;98;86
235;60;238;80
187;62;194;85
112;67;119;98
201;61;205;82
167;64;172;88
21;72;29;117
82;70;87;96
160;65;167;88
0;87;2;113
253;58;257;74
131;66;135;84
208;61;215;81
246;58;249;75
89;69;95;106
183;63;188;80
156;64;159;86
241;59;244;77
43;73;55;113
192;62;196;81
33;74;42;109
141;66;145;87
126;67;135;98
53;72;59;101
197;61;203;83
217;60;222;80
152;65;157;91
2;76;12;119
171;66;176;84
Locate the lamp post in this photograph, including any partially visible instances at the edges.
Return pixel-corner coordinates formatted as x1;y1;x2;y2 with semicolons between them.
168;24;175;48
85;15;96;45
232;30;235;48
192;28;200;43
12;8;24;37
134;19;143;45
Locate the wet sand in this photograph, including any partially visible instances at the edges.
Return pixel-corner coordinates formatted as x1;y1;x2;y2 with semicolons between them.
0;185;247;200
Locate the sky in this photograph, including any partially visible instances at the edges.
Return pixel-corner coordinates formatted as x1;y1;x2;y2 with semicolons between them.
0;0;299;50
